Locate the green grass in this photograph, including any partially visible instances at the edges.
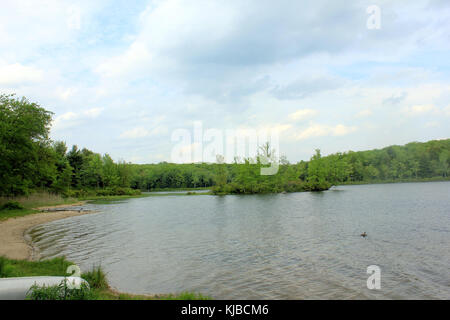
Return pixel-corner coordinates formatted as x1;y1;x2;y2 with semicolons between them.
0;192;80;221
83;191;213;203
147;187;211;192
80;194;151;201
0;256;211;300
27;282;96;300
0;208;38;221
81;266;108;290
338;176;450;186
0;256;72;277
145;192;213;197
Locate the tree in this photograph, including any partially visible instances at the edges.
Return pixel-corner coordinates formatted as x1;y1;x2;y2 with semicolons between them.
0;94;53;195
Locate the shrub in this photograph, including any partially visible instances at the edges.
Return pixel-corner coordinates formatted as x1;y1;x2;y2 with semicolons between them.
0;201;24;210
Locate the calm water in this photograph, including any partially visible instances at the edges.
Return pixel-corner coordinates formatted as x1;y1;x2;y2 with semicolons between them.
29;182;450;299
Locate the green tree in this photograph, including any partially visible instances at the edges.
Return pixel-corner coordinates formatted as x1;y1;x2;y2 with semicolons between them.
0;94;53;195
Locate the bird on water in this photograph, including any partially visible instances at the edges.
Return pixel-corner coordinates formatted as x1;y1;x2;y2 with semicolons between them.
360;232;367;238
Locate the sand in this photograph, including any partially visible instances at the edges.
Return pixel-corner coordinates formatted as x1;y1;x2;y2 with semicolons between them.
0;202;94;260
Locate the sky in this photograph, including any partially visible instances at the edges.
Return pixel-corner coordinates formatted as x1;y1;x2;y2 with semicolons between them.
1;0;449;163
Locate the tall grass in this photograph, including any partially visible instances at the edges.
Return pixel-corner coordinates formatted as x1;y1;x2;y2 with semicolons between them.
26;282;97;300
0;191;77;209
82;266;108;290
0;257;7;277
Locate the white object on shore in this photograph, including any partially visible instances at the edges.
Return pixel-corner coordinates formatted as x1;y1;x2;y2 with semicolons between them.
0;276;89;300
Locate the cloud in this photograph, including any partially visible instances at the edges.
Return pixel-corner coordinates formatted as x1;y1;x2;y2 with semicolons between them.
383;92;408;105
402;104;439;116
2;1;450;162
272;75;342;100
355;109;373;118
56;87;78;101
120;127;151;139
443;106;450;116
95;42;153;78
288;109;318;121
425;121;439;128
120;126;167;139
295;123;357;140
52;108;104;130
0;62;43;85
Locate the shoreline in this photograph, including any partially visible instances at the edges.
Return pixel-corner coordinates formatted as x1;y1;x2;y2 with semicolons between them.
0;202;94;261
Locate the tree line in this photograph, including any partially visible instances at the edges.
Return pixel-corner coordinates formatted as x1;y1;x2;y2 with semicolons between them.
1;94;449;197
0;94;137;197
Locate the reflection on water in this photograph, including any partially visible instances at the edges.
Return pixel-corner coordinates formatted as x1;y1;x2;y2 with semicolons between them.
29;182;450;299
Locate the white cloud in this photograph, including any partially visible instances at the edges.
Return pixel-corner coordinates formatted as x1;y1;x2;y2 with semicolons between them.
402;104;439;116
95;42;153;78
288;109;318;121
120;127;150;139
0;62;43;85
425;121;439;128
2;1;450;162
56;87;77;101
52;108;104;130
84;108;103;118
120;125;167;139
443;105;450;116
356;109;373;118
66;5;81;30
295;123;357;140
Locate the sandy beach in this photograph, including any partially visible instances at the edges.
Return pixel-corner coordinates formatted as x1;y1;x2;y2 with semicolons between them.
0;202;93;260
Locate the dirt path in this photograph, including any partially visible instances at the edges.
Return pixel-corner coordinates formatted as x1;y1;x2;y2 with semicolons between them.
0;202;95;260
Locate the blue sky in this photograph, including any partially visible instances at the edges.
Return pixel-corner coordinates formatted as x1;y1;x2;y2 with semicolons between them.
1;0;449;163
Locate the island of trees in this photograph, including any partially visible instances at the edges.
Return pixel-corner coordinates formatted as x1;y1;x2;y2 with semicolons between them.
1;94;449;198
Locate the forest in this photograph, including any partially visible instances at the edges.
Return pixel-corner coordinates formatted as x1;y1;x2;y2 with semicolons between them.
1;94;449;197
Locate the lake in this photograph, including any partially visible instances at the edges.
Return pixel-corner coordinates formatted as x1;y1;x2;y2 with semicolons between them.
28;181;450;299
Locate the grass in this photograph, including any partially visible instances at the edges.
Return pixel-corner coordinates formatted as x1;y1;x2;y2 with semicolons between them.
81;266;108;290
0;256;211;300
0;256;72;277
0;191;78;209
0;192;80;221
0;208;38;221
0;188;215;220
147;187;211;192
338;176;450;186
79;194;152;201
83;191;213;203
27;282;96;300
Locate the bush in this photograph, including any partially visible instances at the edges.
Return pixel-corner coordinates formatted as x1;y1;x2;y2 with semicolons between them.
0;201;24;210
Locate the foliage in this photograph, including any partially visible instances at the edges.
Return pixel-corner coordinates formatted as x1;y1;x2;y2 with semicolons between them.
1;94;449;197
0;191;76;209
0;201;24;210
0;94;54;195
0;95;138;197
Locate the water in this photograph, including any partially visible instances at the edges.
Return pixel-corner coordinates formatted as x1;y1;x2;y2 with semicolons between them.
29;182;450;299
